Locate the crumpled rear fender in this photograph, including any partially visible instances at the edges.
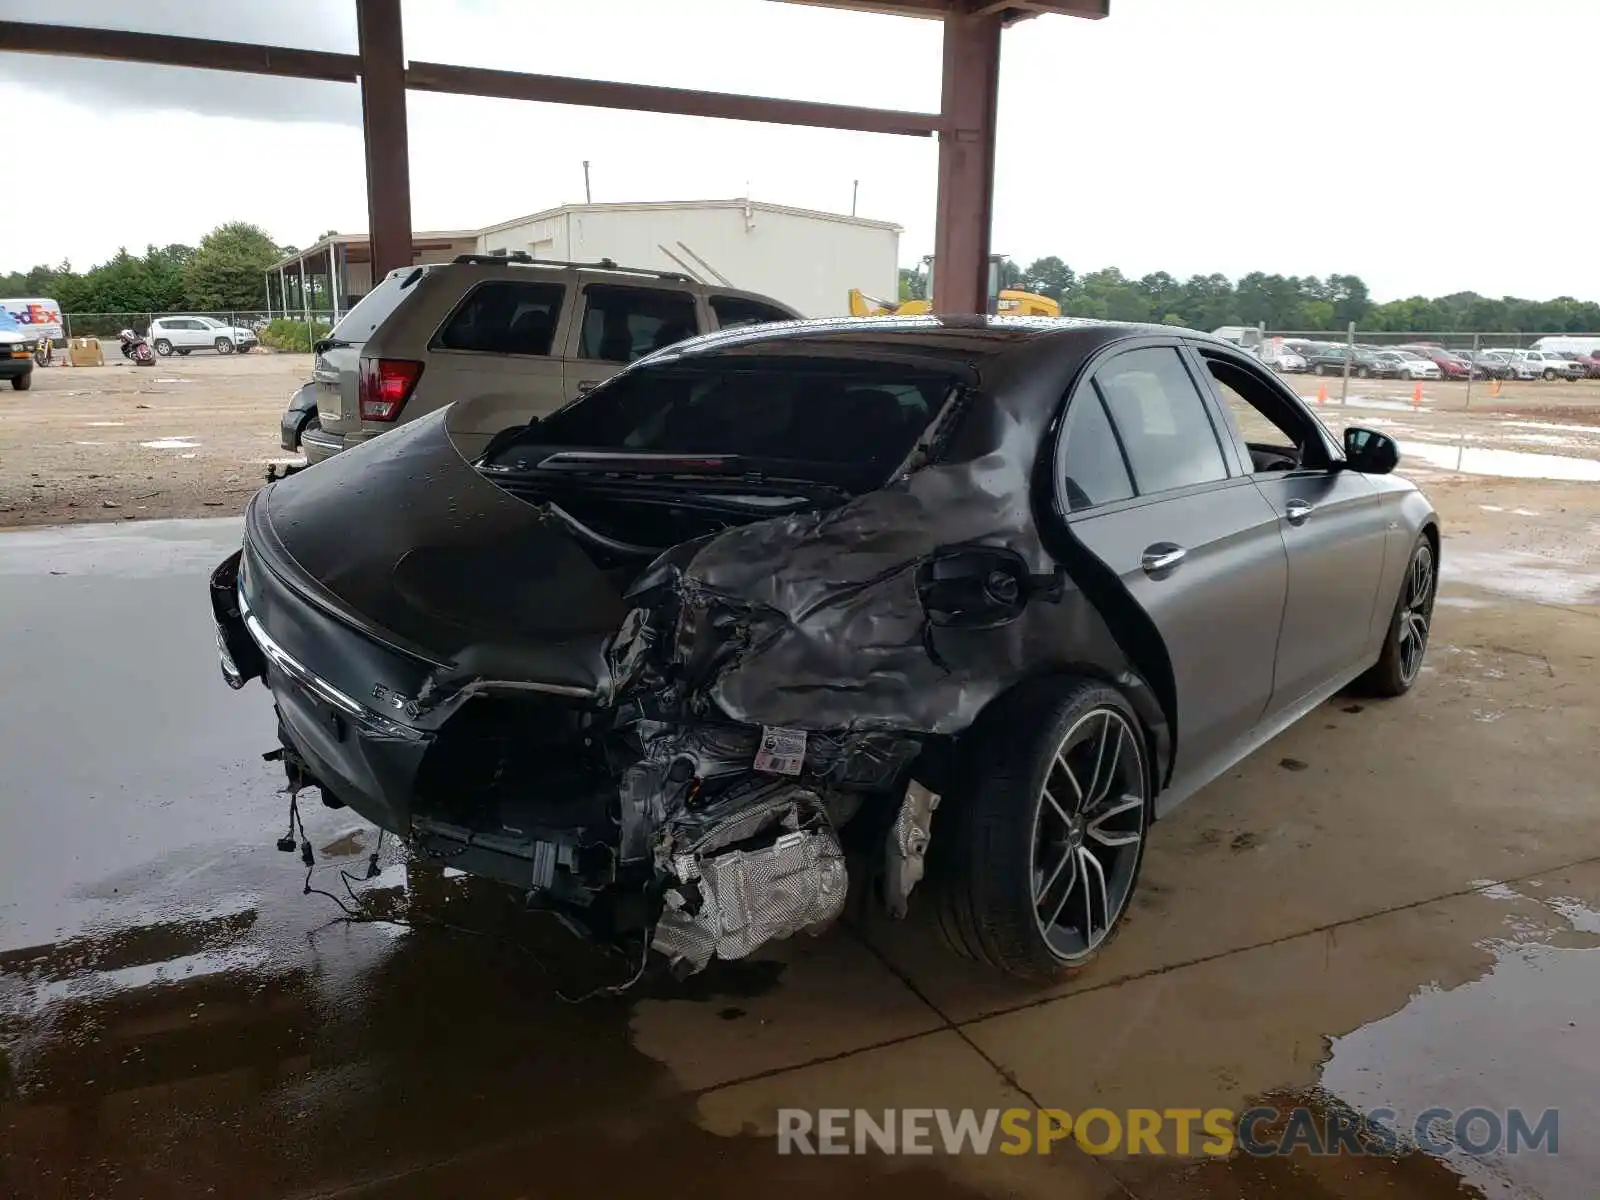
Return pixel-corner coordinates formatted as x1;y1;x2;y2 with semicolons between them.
632;453;1170;781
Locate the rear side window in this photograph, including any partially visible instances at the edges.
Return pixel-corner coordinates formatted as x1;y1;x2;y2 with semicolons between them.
1058;390;1135;512
710;295;793;330
579;285;699;362
533;359;958;470
434;281;565;356
1093;347;1230;494
331;267;427;343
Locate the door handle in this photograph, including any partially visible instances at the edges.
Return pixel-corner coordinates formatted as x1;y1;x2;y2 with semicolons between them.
1140;543;1186;578
1284;499;1314;526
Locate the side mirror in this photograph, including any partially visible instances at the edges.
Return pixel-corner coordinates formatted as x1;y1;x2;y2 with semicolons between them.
1343;426;1399;474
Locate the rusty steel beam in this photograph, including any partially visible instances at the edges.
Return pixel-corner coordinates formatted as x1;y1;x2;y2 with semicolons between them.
0;20;359;81
405;60;941;138
931;8;1002;313
779;1;1108;19
355;0;413;280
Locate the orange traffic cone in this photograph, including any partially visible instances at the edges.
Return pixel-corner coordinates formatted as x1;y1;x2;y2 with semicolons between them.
1316;382;1327;406
1411;382;1423;409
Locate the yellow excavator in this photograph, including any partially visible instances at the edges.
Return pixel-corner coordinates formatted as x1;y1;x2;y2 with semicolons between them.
849;254;1061;318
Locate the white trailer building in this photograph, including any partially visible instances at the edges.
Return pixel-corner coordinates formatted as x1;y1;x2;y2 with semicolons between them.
475;199;900;318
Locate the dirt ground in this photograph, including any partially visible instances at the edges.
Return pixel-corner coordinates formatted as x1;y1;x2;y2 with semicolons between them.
0;350;304;527
6;350;1600;533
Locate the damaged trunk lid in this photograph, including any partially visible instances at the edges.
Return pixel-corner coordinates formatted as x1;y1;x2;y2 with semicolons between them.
251;406;631;702
252;352;970;712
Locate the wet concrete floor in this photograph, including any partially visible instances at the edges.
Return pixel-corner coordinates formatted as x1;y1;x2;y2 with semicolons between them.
2;519;1598;1199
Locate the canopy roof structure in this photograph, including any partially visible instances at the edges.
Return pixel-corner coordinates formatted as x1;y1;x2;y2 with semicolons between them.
0;0;1108;312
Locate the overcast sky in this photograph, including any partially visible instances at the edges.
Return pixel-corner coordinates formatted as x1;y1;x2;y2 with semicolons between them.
2;0;1597;301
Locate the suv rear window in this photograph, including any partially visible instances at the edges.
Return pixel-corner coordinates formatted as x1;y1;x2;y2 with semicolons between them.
579;285;699;363
330;267;427;343
534;359;959;470
434;281;565;356
710;295;794;330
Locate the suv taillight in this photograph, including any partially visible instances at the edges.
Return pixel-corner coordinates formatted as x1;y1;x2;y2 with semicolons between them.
358;357;423;422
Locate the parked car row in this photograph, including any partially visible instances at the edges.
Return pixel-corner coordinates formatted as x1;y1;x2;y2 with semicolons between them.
1260;339;1598;381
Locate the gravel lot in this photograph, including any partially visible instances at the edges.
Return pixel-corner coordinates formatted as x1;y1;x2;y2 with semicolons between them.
0;350;306;527
5;348;1600;535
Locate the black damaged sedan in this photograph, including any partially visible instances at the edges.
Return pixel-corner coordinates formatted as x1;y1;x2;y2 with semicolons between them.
211;316;1439;980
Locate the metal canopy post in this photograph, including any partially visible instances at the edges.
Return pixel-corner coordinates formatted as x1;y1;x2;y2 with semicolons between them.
330;244;343;323
932;8;1002;314
356;0;413;279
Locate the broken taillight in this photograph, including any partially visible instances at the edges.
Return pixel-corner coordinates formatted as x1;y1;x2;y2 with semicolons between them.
358;357;423;422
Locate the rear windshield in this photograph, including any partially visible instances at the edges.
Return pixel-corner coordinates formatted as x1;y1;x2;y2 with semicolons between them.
532;358;961;470
329;267;426;343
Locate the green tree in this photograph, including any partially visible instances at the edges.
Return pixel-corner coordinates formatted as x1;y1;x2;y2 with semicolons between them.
183;222;285;310
1325;273;1372;327
1176;273;1238;330
1021;256;1075;301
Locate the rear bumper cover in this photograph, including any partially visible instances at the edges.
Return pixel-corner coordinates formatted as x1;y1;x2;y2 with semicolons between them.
210;545;430;837
299;426;346;462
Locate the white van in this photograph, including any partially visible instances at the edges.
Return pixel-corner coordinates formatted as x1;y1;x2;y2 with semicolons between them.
0;298;64;343
1530;335;1600;356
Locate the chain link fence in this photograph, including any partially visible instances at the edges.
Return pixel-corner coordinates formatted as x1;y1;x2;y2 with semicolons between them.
58;310;339;351
1244;325;1600;404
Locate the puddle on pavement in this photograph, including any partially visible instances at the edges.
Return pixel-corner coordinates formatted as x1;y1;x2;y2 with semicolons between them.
1500;419;1600;435
1443;548;1600;605
1316;886;1600;1200
139;436;201;450
0;863;998;1200
1400;439;1600;481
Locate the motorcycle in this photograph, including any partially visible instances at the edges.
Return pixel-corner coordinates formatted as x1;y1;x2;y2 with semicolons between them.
119;329;156;366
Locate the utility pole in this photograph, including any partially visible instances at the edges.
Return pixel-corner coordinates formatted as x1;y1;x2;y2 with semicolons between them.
582;160;592;204
1341;319;1355;406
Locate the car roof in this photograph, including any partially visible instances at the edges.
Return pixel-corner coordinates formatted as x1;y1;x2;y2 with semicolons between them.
640;313;1225;370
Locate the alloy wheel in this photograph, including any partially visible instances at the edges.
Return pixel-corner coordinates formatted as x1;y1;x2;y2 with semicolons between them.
1030;708;1146;962
1397;544;1434;686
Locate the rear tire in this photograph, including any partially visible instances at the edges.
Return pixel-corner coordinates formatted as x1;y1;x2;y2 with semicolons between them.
932;677;1151;981
1358;535;1436;698
1543;368;1557;380
215;338;234;355
154;339;173;356
1356;366;1370;379
1314;364;1326;376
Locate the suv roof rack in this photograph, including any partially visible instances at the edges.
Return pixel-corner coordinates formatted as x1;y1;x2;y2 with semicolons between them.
450;253;691;282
